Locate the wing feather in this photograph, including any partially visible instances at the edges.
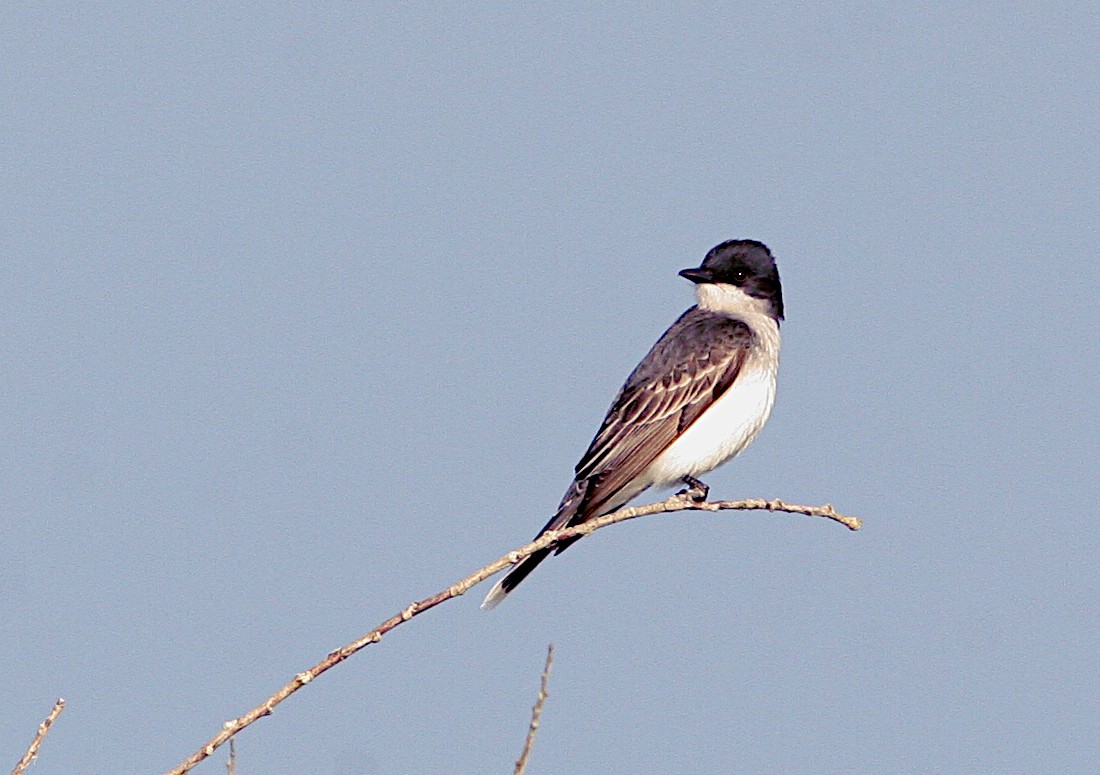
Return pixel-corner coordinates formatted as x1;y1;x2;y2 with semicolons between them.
566;307;753;521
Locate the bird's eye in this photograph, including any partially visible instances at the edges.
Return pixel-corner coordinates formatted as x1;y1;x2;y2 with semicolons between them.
731;268;748;283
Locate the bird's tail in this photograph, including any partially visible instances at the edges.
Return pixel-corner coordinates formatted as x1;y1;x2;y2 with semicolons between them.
481;483;589;610
480;547;553;610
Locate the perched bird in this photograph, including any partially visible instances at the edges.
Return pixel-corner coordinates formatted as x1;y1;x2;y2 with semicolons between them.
482;240;784;609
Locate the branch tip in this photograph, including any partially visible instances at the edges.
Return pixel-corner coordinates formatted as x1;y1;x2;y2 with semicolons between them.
11;698;65;775
514;644;555;774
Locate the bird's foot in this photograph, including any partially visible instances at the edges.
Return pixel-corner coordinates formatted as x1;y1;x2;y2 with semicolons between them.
676;475;709;502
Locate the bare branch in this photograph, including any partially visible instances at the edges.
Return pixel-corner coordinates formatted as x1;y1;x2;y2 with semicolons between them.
165;494;859;773
11;698;65;775
514;644;555;775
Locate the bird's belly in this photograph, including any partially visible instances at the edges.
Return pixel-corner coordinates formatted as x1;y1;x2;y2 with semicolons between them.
644;365;777;487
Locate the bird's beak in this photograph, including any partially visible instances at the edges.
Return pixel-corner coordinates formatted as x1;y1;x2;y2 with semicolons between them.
678;266;714;284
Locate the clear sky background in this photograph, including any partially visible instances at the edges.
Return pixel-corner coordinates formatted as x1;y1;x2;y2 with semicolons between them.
3;4;1098;774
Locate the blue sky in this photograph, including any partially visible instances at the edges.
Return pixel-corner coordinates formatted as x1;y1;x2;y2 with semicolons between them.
3;4;1098;773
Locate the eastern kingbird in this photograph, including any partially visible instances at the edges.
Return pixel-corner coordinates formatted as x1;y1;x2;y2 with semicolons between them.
481;239;784;609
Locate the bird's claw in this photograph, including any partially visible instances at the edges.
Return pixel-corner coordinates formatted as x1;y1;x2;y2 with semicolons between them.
676;475;709;502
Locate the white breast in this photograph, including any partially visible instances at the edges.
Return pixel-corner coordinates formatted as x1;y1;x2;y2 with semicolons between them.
642;312;780;488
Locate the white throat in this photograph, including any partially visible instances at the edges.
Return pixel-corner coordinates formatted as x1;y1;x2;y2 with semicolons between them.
695;282;775;318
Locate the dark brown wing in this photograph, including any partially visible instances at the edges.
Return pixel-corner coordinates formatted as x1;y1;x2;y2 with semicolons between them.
488;307;754;604
562;306;754;525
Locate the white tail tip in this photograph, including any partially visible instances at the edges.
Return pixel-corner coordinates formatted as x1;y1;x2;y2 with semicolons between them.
480;578;509;611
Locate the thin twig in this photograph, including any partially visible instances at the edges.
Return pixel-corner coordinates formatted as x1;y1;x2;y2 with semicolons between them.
225;740;236;775
165;495;859;774
515;644;555;775
11;698;65;775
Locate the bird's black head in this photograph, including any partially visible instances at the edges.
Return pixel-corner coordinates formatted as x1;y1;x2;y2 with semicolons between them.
679;239;784;320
